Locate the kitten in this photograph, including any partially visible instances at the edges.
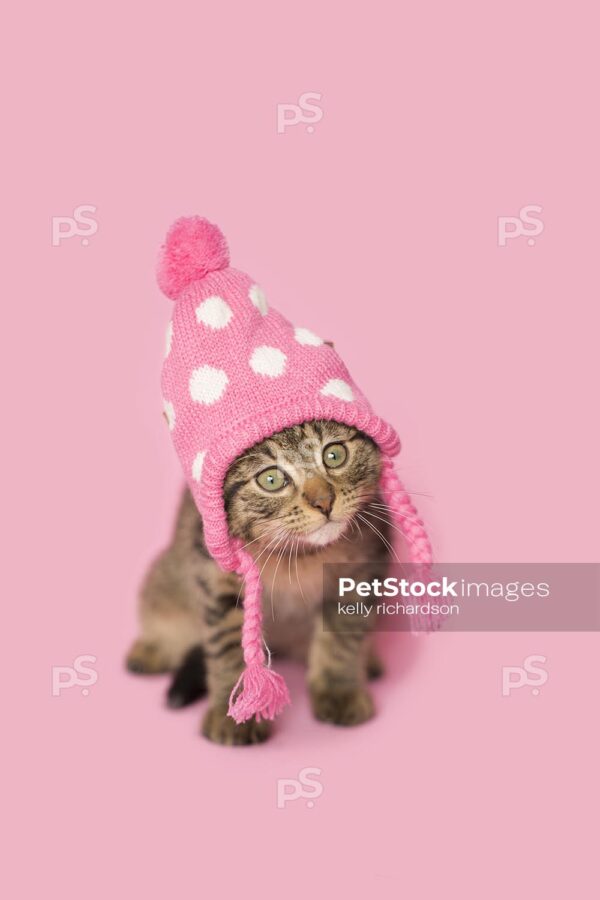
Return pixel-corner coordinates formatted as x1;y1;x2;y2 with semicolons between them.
126;419;391;745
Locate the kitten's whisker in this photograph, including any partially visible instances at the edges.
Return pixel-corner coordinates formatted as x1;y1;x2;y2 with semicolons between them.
356;512;399;562
256;532;287;620
294;537;308;608
365;504;424;531
347;515;360;538
287;536;294;585
258;531;286;569
366;502;425;529
237;531;273;553
235;530;283;605
376;488;434;499
236;511;297;554
360;508;419;551
353;487;434;505
270;538;290;619
238;530;285;605
250;527;287;565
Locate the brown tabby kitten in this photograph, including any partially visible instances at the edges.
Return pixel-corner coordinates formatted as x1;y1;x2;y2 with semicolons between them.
126;420;391;745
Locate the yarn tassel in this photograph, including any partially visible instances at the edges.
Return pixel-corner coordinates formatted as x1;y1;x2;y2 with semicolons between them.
228;662;291;724
227;547;291;724
379;456;440;633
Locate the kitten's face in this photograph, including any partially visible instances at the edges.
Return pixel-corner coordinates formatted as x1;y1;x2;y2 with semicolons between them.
224;420;381;549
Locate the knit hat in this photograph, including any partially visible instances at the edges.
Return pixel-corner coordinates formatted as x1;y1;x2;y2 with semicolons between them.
158;216;433;724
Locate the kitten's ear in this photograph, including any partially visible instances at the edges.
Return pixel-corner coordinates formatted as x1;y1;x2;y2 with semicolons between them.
324;340;334;349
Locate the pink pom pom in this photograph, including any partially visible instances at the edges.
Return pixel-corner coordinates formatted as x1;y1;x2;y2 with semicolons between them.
157;216;230;300
228;662;291;724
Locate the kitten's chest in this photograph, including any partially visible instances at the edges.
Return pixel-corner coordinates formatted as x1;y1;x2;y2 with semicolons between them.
261;550;328;616
257;547;333;658
249;510;390;656
257;539;371;656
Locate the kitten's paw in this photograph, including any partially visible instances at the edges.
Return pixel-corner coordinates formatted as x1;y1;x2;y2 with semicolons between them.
310;686;375;726
125;640;171;675
201;706;272;746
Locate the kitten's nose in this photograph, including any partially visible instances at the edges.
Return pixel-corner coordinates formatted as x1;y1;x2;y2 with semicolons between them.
303;476;335;518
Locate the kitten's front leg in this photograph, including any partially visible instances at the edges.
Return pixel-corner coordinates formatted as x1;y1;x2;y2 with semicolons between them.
201;590;271;745
307;600;375;726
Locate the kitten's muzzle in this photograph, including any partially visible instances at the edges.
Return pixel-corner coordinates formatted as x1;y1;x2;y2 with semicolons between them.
303;519;346;547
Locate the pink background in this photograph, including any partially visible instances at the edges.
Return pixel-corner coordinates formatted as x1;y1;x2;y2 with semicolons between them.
4;2;598;898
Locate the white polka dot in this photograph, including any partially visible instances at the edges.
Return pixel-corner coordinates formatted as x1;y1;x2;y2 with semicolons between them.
320;379;354;402
189;366;229;405
163;399;175;430
249;284;268;316
165;321;173;358
195;296;233;330
294;326;323;346
250;345;287;378
192;450;206;482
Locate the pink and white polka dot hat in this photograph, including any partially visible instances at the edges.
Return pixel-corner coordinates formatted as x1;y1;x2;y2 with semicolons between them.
158;216;433;724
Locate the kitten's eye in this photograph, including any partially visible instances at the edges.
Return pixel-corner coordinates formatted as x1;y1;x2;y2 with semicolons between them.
256;467;288;492
323;443;347;469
